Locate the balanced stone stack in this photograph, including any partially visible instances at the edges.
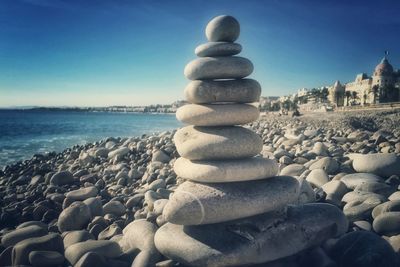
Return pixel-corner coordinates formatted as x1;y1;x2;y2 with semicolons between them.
155;15;348;266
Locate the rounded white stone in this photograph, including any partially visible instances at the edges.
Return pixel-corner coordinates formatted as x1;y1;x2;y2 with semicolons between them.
176;103;259;126
205;15;240;42
195;42;242;57
184;79;261;104
184;57;253;80
163;176;299;225
174;157;279;183
173;125;263;160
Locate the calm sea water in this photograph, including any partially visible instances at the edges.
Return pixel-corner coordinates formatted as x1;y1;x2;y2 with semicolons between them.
0;110;182;169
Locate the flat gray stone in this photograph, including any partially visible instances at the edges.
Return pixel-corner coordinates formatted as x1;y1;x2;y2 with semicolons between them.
12;233;63;266
155;203;348;267
176;104;259;126
66;186;98;201
184;79;261;104
58;202;92;233
372;200;400;219
349;153;400;177
50;171;74;186
174;126;262;160
195;42;242;57
103;201;126;216
340;173;384;189
63;230;94;249
306;169;329;188
1;225;47;248
64;240;122;265
174;157;278;183
184;57;253;80
373;212;400;236
330;231;398;267
163;176;299;225
29;251;64;266
205;15;240;42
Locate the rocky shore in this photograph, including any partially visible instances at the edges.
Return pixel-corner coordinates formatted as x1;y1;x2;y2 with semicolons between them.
0;109;399;267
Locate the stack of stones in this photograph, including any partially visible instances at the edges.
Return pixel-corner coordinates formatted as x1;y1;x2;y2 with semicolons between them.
155;15;348;266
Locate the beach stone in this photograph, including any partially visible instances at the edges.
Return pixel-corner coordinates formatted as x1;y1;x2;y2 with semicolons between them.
372;200;400;219
74;252;107;267
353;220;372;231
103;201;125;216
12;233;63;266
176;103;259;126
163;176;299;225
389;191;400;201
174;157;278;183
354;182;396;198
0;246;12;266
16;220;48;229
195;42;242;57
205;15;240;42
329;231;398;267
280;164;306;176
184;57;253;80
309;157;339;174
152;150;171;163
58;202;92;232
184;79;261;104
50;170;74;185
29;250;64;266
65;240;122;265
153;199;169;215
174;125;262;160
108;147;129;159
340;173;384;189
306;169;329;188
119;219;161;266
349;153;400;177
343;197;382;221
297;178;316;204
66;186;98;201
1;225;47;247
373;212;400;236
321;180;349;206
83;197;104;217
63;230;94;249
385;235;400;253
342;190;386;204
98;224;122;240
156;203;347;267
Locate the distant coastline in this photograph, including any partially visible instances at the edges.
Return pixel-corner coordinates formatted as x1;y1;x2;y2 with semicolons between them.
0;105;181;114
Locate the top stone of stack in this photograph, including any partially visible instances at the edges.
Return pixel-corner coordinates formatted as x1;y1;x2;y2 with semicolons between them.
205;15;240;42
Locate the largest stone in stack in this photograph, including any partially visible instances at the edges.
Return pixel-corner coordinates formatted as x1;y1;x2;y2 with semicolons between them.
155;15;348;267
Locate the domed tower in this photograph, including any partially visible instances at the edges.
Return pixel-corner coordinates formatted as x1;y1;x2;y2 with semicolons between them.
372;55;394;87
328;80;345;107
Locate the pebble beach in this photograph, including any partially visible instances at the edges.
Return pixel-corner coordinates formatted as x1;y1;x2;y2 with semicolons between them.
0;109;400;266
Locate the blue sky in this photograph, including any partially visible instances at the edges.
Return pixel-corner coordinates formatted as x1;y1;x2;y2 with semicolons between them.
1;0;399;107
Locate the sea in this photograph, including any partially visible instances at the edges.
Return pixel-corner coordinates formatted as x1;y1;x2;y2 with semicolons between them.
0;110;182;169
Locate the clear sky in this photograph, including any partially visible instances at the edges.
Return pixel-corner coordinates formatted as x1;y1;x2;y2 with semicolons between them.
1;0;400;107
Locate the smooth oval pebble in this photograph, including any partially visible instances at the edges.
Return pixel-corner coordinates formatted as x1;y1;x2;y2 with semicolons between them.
185;79;261;104
174;157;278;183
176;104;259;126
184;57;253;80
29;251;64;266
205;15;240;42
174;125;263;160
64;240;122;265
163;176;299;225
195;42;242;57
373;212;400;236
349;153;400;177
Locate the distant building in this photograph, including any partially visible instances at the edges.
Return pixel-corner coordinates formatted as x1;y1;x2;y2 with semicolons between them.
328;55;400;107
